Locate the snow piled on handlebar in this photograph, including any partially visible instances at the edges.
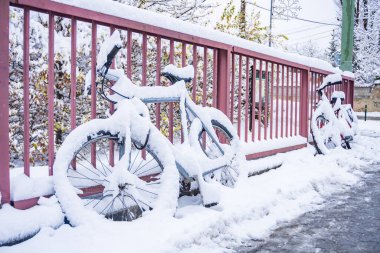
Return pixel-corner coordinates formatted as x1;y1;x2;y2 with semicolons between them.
96;30;122;71
163;64;195;80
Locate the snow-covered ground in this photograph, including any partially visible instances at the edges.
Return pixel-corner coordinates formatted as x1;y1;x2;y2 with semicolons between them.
1;120;379;253
0;197;64;246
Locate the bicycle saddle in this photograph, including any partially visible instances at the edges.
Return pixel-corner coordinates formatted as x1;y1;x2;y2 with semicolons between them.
161;64;194;84
331;91;345;104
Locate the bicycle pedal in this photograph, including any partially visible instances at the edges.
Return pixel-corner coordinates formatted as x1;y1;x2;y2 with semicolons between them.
204;202;218;208
345;136;353;142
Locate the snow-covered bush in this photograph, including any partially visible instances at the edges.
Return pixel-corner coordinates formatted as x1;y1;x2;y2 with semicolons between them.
9;2;218;166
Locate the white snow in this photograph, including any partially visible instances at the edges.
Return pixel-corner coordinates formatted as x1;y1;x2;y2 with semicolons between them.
243;136;306;155
0;196;64;246
96;30;122;72
10;166;53;202
332;91;346;100
2;120;379;253
342;71;355;79
356;111;380;117
53;98;179;226
317;73;342;91
355;82;374;87
54;0;352;77
162;64;195;80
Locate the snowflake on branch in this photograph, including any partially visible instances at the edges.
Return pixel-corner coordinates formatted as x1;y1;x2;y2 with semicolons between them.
273;0;302;21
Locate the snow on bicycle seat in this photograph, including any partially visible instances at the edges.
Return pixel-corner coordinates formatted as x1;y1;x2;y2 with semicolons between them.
317;73;342;91
162;64;194;84
331;91;345;100
331;91;345;104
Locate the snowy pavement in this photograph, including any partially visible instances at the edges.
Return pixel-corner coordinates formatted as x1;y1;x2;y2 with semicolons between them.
1;120;380;253
237;162;380;252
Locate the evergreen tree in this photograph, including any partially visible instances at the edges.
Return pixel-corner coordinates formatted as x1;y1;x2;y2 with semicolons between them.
335;0;380;85
326;29;340;66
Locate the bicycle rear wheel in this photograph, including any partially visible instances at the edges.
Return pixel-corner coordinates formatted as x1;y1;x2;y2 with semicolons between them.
190;107;241;187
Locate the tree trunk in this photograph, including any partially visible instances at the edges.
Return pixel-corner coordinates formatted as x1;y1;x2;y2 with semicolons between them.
239;0;246;38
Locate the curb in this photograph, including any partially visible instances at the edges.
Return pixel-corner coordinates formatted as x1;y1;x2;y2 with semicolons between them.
357;115;380;121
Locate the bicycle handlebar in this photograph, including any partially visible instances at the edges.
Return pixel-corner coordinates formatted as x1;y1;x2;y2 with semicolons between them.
104;45;122;70
316;80;342;93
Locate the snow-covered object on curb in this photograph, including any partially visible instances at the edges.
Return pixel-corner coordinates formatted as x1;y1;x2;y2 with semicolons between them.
0;197;64;246
317;73;342;91
246;154;284;176
54;0;352;76
162;64;194;80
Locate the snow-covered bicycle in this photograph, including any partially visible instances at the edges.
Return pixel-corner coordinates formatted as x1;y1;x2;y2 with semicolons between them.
311;74;358;155
53;31;245;225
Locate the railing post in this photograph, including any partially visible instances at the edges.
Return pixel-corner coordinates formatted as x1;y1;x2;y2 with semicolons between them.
299;69;310;138
0;0;10;205
48;13;55;176
216;48;231;117
350;80;354;107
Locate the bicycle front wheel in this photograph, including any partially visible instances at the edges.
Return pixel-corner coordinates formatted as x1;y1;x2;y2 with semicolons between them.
310;105;341;155
54;118;177;225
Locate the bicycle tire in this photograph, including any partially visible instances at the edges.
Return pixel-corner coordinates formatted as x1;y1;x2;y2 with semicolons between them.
54;117;178;225
343;104;359;135
189;107;242;187
310;105;341;155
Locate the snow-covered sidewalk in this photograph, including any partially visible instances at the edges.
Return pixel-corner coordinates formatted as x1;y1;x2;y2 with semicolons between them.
1;120;379;253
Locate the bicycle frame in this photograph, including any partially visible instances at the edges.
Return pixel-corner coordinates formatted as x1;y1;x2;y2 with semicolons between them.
98;69;228;182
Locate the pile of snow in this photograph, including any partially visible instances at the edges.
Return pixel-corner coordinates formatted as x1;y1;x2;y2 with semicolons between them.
96;30;122;71
245;154;284;177
162;64;194;80
317;73;342;91
54;0;352;77
332;91;346;100
0;196;64;246
10;166;53;201
243;136;306;155
3;120;379;252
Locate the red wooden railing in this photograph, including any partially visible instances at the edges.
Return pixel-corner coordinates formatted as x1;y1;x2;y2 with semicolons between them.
0;0;354;208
